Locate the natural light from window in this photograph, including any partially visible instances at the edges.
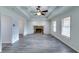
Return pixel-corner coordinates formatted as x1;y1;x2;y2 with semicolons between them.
61;16;70;37
53;21;56;32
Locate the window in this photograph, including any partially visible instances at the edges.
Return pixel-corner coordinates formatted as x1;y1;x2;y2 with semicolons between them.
61;16;70;37
53;21;56;32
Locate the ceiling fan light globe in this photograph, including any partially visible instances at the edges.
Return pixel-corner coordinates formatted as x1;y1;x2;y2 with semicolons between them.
37;12;41;15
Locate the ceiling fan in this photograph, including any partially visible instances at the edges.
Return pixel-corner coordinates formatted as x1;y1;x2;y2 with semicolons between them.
35;6;48;16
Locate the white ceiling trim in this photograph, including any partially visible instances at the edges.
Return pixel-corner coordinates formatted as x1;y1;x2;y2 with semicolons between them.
46;6;57;18
16;6;30;19
48;6;72;20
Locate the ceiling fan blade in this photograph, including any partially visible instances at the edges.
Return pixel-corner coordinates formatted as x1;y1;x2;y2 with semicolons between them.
42;10;48;12
38;6;40;8
36;6;41;10
41;12;45;15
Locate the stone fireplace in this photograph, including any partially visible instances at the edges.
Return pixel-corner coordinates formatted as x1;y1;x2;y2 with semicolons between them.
34;26;44;34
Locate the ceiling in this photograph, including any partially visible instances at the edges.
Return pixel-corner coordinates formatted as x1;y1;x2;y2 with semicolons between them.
20;6;57;17
4;6;72;20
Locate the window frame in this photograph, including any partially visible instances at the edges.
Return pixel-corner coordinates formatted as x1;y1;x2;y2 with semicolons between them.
61;16;70;38
53;21;56;32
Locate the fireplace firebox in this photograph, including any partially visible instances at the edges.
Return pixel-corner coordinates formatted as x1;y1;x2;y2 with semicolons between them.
34;26;44;34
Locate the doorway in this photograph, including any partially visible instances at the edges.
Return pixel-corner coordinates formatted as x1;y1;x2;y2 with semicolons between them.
1;16;12;49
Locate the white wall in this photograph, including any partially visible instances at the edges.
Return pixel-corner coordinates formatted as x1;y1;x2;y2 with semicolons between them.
0;7;20;44
26;17;50;34
50;7;79;52
19;16;25;35
0;15;2;52
24;19;27;36
19;16;27;36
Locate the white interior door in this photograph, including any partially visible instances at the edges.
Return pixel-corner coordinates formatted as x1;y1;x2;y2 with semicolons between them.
1;16;12;43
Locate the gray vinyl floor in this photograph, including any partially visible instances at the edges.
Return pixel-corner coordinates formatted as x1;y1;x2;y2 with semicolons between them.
2;34;76;53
